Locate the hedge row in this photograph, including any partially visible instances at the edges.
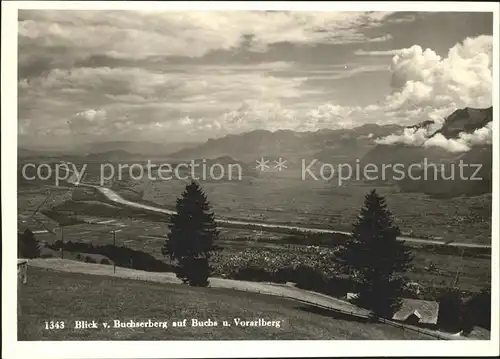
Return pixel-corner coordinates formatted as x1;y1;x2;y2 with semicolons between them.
48;240;175;272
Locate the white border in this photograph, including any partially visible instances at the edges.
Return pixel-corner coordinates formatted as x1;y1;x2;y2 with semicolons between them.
5;1;500;11
2;2;499;358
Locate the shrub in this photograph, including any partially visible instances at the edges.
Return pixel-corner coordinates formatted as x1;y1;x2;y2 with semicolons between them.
85;256;96;263
209;244;346;291
48;240;175;273
279;233;350;247
462;287;491;333
18;229;41;259
325;275;356;297
292;265;327;290
40;247;55;258
274;267;295;283
235;266;274;282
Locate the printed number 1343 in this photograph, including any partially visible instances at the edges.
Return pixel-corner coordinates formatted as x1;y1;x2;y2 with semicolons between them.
44;321;65;329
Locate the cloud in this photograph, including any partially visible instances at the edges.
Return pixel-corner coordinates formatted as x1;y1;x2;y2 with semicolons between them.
375;120;492;152
425;122;492;152
306;35;493;136
369;35;492;135
459;121;493;146
423;133;471;152
19;64;311;132
76;109;107;122
366;34;393;43
387;14;417;24
68;109;108;134
19;55;401;143
18;62;317;143
354;49;404;56
375;126;431;147
18;119;32;136
387;35;492;111
353;35;493;125
18;10;395;64
168;101;371;138
17;8;493;149
20;31;493;145
350;34;494;152
358;133;374;139
299;64;390;80
303;104;366;130
21;65;307;101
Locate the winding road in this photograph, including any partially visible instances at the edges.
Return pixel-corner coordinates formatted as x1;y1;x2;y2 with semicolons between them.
62;165;491;250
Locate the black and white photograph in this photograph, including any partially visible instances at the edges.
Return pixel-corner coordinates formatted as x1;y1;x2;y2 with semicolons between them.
2;1;499;358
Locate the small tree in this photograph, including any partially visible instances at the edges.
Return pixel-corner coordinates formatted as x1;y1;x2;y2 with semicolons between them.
340;189;413;318
18;228;41;259
437;288;463;332
162;181;219;287
461;287;491;333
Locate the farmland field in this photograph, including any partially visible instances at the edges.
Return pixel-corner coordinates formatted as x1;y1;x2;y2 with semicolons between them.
17;160;492;300
22;211;491;298
142;172;491;244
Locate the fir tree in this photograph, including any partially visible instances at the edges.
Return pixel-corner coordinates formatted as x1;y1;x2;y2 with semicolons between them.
341;189;413;318
162;181;219;287
437;288;463;331
18;228;41;259
461;287;491;333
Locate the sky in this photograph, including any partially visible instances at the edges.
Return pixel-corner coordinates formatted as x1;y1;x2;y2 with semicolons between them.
18;10;494;148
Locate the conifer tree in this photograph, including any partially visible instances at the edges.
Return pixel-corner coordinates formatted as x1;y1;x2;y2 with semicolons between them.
18;228;41;259
461;287;491;332
341;189;413;318
162;181;219;287
437;288;463;331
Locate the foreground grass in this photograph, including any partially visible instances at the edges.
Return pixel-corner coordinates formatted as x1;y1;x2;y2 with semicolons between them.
18;267;433;340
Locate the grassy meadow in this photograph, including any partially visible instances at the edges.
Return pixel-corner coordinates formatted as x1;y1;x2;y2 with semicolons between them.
18;267;434;340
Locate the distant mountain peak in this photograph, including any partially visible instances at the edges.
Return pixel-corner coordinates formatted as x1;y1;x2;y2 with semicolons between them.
168;123;404;162
85;149;137;160
434;106;492;138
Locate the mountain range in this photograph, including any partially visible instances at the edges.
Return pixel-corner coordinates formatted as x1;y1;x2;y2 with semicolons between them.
18;106;493;198
169;123;404;164
18;140;198;159
169;106;493;198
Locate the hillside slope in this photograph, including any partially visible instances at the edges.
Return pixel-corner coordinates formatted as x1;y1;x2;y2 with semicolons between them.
19;264;434;340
